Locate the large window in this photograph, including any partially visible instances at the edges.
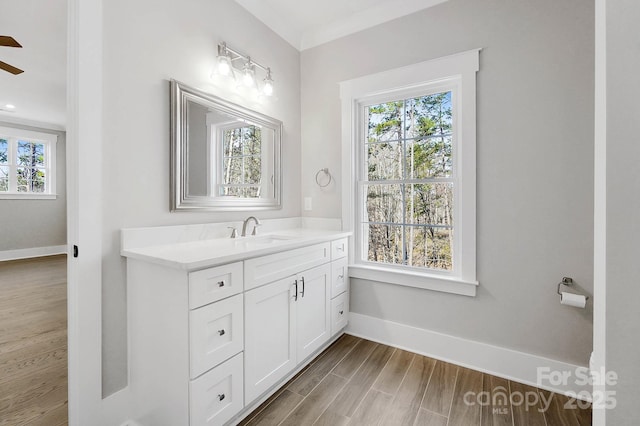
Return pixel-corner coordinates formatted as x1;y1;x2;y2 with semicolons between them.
0;126;57;199
363;91;454;271
341;50;479;296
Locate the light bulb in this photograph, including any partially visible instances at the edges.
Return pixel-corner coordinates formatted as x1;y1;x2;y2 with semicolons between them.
262;79;273;96
242;67;255;87
217;56;231;76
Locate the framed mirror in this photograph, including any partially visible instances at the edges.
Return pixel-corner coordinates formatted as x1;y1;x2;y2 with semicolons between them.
170;80;282;211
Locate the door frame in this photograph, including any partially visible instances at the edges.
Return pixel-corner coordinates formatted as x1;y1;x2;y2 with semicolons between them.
66;0;104;423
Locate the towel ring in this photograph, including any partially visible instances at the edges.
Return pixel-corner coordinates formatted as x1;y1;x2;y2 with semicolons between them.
315;168;332;188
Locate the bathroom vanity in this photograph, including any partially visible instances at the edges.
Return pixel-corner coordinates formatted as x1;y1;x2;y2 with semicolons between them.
121;223;350;425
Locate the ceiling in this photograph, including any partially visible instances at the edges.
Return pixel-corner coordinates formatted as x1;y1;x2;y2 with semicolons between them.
233;0;447;51
0;0;67;129
0;0;445;128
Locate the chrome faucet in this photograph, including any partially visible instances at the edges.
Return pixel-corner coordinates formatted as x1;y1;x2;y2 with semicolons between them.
241;216;261;237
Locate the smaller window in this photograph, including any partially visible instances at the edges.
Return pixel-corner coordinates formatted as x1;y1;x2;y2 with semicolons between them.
0;126;58;199
220;125;263;198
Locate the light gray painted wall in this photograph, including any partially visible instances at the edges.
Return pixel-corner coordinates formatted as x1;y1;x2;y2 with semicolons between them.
102;0;301;395
606;0;640;423
301;0;594;366
0;122;66;251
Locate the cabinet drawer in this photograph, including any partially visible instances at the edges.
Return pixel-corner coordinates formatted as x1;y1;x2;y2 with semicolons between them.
189;262;243;309
190;352;243;426
331;292;349;335
331;238;348;260
331;258;348;298
244;243;330;291
190;294;244;379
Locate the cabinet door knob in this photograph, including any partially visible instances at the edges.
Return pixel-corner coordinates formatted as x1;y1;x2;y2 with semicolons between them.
217;280;225;287
339;310;344;315
338;274;344;280
218;329;225;336
218;393;225;401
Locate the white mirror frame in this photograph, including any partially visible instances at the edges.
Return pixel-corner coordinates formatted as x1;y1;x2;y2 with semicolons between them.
170;79;282;211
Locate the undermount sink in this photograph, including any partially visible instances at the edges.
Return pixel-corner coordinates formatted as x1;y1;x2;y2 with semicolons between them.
237;234;295;246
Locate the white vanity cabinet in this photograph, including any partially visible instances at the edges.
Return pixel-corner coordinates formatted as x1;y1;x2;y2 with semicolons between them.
124;232;349;426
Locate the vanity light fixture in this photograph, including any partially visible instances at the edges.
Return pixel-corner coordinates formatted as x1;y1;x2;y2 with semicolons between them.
214;41;274;97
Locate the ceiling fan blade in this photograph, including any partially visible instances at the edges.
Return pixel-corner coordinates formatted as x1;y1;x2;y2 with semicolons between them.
0;61;24;75
0;36;22;48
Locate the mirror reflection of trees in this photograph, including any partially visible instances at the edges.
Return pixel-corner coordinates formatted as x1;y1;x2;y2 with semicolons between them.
221;125;262;198
364;92;454;271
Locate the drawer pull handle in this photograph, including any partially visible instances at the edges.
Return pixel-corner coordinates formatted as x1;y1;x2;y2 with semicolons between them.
300;277;305;298
218;329;225;336
218;393;225;401
293;280;298;301
217;280;225;287
339;310;344;315
337;246;344;251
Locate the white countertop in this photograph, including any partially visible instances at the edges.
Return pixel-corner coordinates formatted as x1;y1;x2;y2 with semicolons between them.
121;228;351;271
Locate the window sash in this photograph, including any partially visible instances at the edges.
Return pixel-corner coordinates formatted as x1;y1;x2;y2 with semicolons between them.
357;87;459;276
0;127;57;197
0;137;52;194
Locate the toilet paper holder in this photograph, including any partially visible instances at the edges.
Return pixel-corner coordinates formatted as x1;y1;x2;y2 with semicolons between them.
557;277;589;301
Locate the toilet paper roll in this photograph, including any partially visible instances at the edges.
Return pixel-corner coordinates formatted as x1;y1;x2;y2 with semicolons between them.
560;291;587;308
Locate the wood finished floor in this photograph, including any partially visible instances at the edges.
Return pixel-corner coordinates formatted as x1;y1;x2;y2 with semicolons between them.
0;255;68;426
241;334;592;426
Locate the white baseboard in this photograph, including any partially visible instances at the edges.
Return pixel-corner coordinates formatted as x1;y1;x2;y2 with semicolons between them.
0;245;67;261
346;313;592;400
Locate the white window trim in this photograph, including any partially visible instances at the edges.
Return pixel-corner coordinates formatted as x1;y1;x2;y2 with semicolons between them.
340;49;480;297
0;126;58;199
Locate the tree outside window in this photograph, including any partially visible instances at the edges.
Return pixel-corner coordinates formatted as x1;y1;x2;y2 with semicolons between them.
362;91;454;271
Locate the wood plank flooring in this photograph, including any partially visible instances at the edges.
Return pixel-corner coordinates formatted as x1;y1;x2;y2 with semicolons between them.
0;255;68;426
241;335;592;426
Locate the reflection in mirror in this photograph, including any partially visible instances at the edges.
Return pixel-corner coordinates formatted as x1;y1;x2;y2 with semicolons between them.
171;80;281;211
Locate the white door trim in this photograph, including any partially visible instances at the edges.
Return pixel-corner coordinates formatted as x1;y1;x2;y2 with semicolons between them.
67;0;104;423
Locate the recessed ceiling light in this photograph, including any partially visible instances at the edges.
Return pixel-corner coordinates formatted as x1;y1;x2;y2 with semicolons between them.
4;104;15;109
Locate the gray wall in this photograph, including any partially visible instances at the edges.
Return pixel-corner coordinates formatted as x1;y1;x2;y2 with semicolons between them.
301;0;594;366
606;0;640;423
0;122;66;251
102;0;301;395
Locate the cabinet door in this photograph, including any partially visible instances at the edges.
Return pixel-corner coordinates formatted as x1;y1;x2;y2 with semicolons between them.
244;276;297;404
296;264;331;362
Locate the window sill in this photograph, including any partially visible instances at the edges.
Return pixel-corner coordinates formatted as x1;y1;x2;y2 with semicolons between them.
348;264;478;297
0;193;57;200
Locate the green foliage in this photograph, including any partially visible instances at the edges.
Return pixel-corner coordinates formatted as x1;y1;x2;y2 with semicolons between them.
364;91;454;271
221;125;262;198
